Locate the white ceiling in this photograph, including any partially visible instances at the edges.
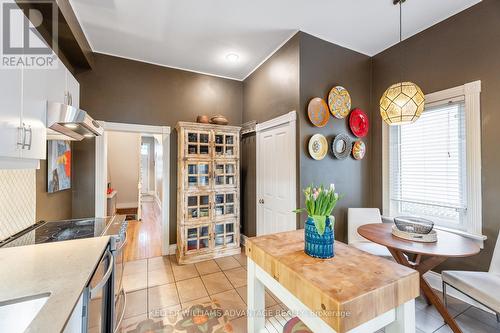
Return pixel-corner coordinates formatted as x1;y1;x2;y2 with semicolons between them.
70;0;481;81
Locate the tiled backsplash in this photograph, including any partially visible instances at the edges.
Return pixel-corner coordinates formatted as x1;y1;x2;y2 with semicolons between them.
0;169;36;241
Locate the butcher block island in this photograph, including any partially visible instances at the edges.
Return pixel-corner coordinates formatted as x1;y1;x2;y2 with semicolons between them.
245;230;420;333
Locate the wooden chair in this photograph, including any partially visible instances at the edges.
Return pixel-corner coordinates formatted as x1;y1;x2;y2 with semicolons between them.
442;231;500;322
347;208;392;258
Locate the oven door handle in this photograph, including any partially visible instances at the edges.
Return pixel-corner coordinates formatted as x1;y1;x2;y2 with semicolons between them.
113;288;127;333
90;250;114;299
116;231;128;251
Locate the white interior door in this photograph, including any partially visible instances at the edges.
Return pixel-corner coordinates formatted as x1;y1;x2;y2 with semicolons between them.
256;112;296;236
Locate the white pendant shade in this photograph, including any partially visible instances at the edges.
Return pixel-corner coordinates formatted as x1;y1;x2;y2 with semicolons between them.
380;81;425;125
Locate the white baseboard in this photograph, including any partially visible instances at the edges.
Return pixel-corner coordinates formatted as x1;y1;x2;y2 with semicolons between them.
424;271;494;314
168;244;177;255
116;202;139;209
241;234;248;246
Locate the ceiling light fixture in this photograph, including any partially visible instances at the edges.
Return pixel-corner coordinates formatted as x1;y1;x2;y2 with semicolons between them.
64;124;78;129
225;53;239;63
380;0;425;126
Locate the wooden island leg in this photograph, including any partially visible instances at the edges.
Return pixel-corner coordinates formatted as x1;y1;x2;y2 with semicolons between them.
385;299;416;333
247;258;266;333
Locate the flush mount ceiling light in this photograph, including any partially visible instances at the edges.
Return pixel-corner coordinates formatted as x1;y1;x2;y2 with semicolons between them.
380;0;425;126
225;53;239;63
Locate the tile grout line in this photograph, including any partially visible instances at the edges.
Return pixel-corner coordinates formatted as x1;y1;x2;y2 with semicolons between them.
168;256;184;311
209;257;247;320
195;264;212;304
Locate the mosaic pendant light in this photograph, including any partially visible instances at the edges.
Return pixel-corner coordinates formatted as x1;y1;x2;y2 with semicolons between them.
380;0;424;125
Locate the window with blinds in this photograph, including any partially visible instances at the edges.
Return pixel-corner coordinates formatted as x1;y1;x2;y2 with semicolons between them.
389;99;467;229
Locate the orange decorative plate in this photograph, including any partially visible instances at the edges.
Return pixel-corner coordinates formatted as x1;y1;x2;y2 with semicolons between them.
328;86;351;119
307;97;330;127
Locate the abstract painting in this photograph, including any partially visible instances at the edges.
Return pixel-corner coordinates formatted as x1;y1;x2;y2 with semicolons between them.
47;140;71;193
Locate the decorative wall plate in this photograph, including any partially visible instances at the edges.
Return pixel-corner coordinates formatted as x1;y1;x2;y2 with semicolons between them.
331;133;352;160
307;97;330;127
328;86;351;119
349;108;369;138
308;134;328;160
352;140;366;160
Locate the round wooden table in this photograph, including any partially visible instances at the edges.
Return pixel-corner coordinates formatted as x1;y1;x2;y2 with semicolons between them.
358;223;480;333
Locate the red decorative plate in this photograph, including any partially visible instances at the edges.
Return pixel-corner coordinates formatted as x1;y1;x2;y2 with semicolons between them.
349;108;369;138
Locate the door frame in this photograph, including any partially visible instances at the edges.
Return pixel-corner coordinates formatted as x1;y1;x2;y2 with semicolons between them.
140;136;155;195
255;111;297;236
95;121;171;255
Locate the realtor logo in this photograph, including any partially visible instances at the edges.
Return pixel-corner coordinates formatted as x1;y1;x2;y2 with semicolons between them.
1;0;58;68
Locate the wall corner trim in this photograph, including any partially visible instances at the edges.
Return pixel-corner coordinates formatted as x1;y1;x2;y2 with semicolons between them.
255;110;297;132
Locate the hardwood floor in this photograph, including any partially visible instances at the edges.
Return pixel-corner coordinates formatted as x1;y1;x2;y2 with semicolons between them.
123;200;162;261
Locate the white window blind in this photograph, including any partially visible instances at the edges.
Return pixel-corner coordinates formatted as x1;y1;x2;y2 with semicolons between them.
389;99;467;229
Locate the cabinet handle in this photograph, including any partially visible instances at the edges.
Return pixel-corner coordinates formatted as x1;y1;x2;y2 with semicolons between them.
17;126;25;149
24;126;32;150
69;93;72;106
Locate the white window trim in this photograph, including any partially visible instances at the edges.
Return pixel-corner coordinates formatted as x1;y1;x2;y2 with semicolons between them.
382;80;486;246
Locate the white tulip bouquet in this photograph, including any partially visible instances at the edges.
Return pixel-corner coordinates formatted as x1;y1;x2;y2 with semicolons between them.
294;184;342;236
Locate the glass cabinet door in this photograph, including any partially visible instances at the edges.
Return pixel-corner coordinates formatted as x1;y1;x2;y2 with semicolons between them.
185;225;210;252
186;162;211;189
213;192;236;219
214;133;237;157
185;193;210;221
214;162;237;187
214;220;237;248
186;131;211;158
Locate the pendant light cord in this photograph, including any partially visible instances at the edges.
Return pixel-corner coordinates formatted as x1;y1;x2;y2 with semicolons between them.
399;0;402;43
399;0;403;83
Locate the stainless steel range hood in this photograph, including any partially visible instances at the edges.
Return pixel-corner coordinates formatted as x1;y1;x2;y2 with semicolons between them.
47;102;103;141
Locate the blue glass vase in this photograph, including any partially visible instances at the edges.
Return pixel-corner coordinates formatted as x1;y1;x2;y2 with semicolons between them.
304;216;334;259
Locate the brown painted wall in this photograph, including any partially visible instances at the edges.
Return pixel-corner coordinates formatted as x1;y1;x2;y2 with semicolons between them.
241;34;300;236
240;32;371;239
371;0;500;271
76;53;243;242
72;138;96;219
299;32;372;241
243;34;300;123
36;160;72;221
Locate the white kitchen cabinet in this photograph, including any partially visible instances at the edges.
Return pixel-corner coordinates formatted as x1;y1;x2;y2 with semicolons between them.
66;70;80;108
22;67;48;160
63;293;83;333
0;66;23;159
45;57;66;105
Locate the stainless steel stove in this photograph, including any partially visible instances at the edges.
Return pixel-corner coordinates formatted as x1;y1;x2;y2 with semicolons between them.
0;217;114;248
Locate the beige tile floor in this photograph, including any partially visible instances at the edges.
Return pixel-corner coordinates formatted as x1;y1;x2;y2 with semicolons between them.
121;250;500;333
121;249;286;333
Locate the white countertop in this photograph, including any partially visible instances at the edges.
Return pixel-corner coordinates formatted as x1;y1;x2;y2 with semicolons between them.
0;236;111;332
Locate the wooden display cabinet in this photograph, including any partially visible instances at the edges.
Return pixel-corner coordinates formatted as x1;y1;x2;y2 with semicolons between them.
176;122;241;264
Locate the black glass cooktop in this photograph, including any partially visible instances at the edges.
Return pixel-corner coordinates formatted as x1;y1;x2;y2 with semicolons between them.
0;217;112;248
